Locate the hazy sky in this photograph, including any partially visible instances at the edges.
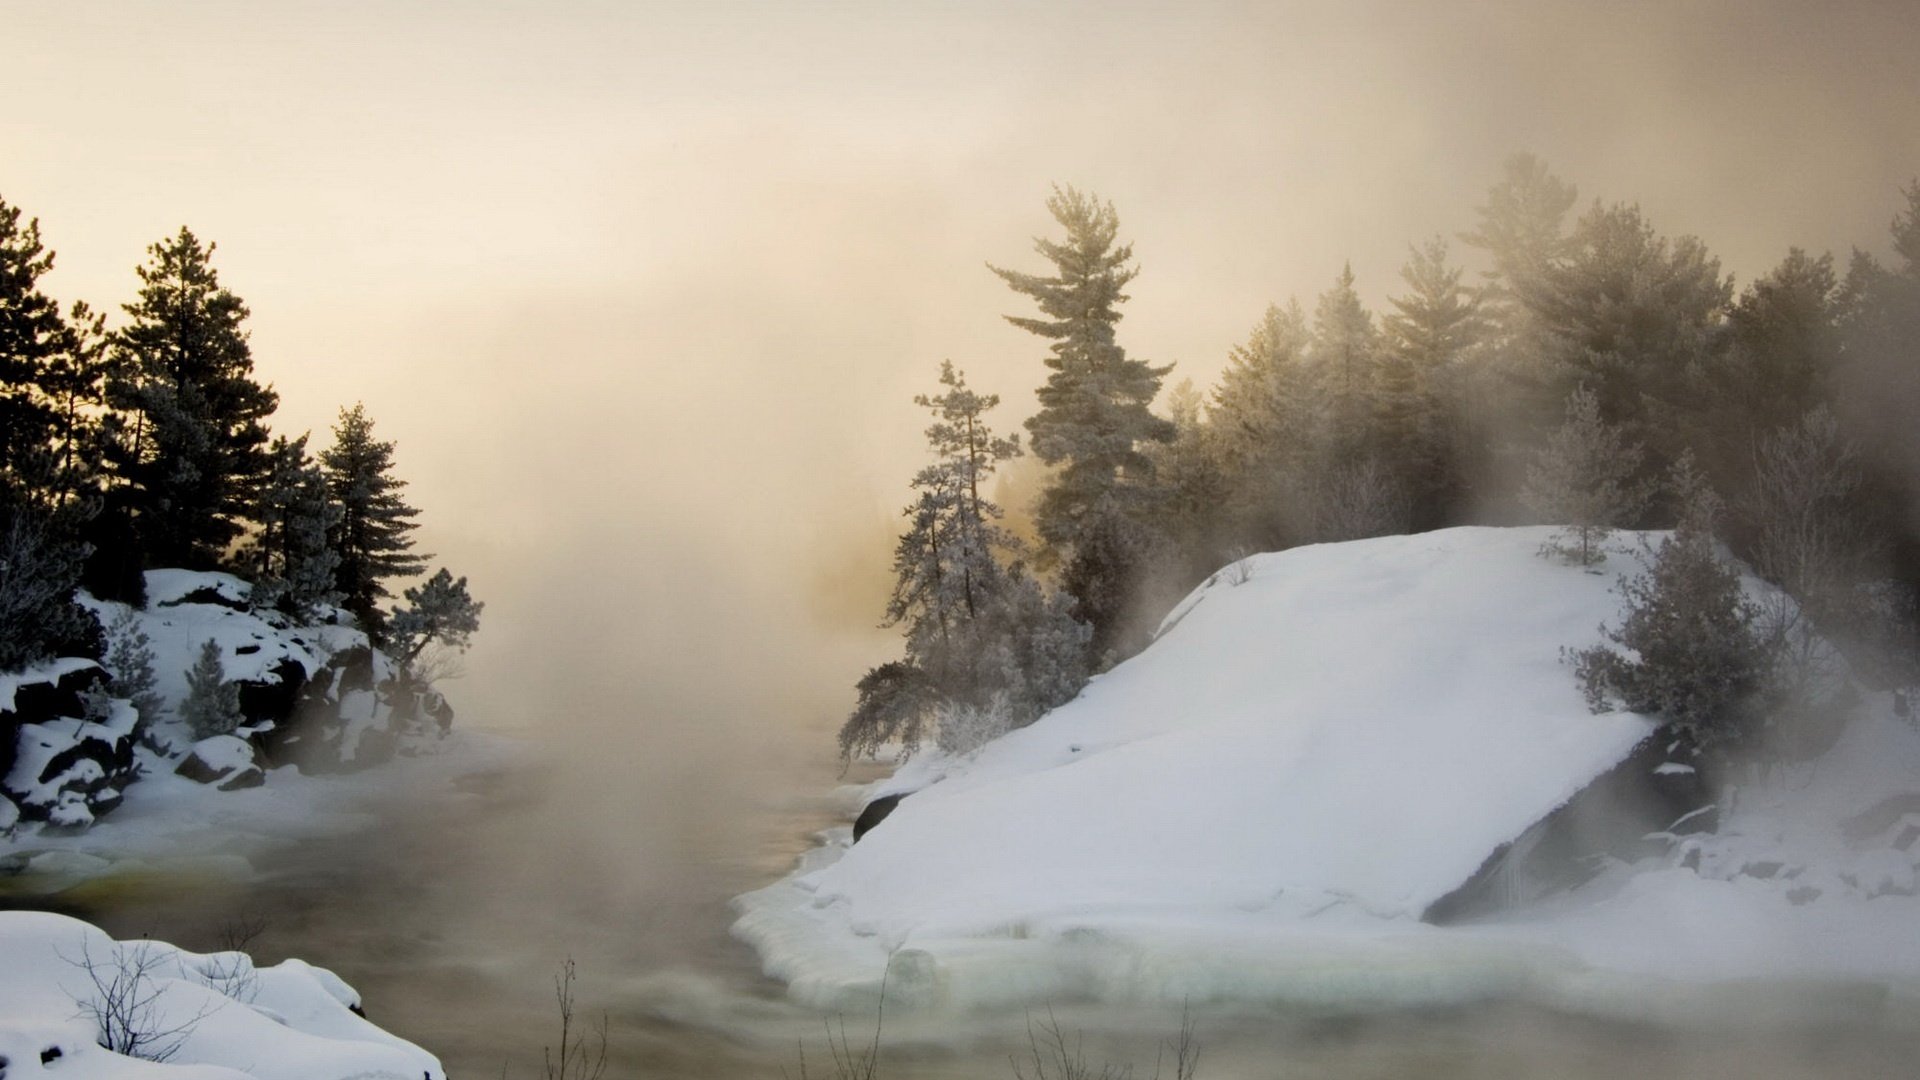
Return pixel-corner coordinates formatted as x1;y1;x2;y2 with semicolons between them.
9;1;1919;738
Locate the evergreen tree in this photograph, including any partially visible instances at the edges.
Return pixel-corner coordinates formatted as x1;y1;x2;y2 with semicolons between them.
1310;263;1380;460
1381;237;1485;525
1573;518;1773;756
248;434;341;618
387;568;483;670
102;609;164;723
42;301;110;508
179;638;242;739
0;197;70;505
883;362;1024;705
1520;385;1651;565
841;363;1088;761
1139;379;1231;584
1208;302;1312;547
1459;152;1578;323
1529;201;1731;478
105;228;278;569
321;404;427;633
1454;154;1581;514
992;186;1173;656
0;499;94;671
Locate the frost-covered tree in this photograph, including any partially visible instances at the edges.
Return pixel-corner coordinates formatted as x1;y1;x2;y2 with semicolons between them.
1311;263;1380;459
321;404;426;633
104;228;278;569
1745;407;1879;617
1209;302;1313;547
0;500;94;671
841;364;1088;760
247;434;340;619
387;568;483;670
992;186;1173;655
179;638;241;739
102;609;164;723
1521;385;1651;565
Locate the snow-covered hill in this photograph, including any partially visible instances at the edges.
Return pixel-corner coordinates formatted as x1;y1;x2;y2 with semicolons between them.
0;910;443;1079
735;526;1920;1012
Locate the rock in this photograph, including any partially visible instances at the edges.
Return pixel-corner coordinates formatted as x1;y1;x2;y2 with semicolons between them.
174;736;265;791
2;663;139;828
233;656;309;726
853;793;906;843
156;584;250;611
1425;728;1715;923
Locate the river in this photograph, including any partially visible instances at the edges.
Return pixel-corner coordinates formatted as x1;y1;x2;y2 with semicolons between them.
18;728;1920;1080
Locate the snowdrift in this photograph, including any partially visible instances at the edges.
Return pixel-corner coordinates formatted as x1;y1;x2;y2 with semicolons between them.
735;526;1920;1012
0;910;442;1079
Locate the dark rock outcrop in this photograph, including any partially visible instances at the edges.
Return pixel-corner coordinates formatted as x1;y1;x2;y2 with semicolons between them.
1425;729;1713;924
853;793;906;843
1;662;141;830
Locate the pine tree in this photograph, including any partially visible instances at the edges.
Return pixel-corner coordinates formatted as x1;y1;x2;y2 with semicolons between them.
248;434;341;618
1573;518;1772;756
1209;302;1312;547
1310;263;1380;460
0;500;94;671
1381;238;1485;525
387;568;483;669
105;228;278;569
1529;202;1730;475
841;363;1088;761
884;362;1024;703
0;197;70;505
102;609;164;723
1459;152;1578;325
321;404;427;633
1521;385;1651;565
991;187;1173;655
180;638;242;739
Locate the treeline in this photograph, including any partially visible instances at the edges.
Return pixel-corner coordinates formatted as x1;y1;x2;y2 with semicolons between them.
0;196;477;671
843;156;1920;761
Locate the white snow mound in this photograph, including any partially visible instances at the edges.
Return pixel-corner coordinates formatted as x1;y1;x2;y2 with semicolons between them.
0;910;443;1079
737;527;1662;1006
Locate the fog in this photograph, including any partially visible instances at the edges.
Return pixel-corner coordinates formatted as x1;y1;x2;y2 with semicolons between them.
10;3;1920;1075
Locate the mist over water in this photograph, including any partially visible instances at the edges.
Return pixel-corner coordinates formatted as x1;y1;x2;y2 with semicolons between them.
9;2;1920;1076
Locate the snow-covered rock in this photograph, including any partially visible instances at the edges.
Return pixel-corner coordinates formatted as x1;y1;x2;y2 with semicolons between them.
0;910;443;1079
735;526;1920;1011
174;736;265;791
0;661;140;830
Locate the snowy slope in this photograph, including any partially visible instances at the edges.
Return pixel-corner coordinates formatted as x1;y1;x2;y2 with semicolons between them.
0;910;442;1079
738;527;1664;1004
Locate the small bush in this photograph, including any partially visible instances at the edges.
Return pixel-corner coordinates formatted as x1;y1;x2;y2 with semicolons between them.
1573;525;1775;754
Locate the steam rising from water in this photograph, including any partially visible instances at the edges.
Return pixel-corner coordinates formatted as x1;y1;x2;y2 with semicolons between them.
10;3;1920;1076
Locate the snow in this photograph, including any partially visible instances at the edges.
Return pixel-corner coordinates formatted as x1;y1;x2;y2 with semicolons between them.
183;736;256;776
736;526;1920;1013
81;571;362;731
0;910;441;1080
0;658;97;713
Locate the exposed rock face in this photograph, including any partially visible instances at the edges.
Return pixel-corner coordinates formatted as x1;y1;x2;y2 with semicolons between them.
1425;728;1714;924
0;661;141;830
853;793;906;843
260;646;447;774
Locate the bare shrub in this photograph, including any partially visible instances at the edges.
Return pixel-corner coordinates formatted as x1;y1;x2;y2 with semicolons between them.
544;957;607;1080
66;937;213;1062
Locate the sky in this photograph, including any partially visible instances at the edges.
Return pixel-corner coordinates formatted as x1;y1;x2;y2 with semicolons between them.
7;0;1920;740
